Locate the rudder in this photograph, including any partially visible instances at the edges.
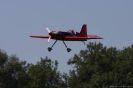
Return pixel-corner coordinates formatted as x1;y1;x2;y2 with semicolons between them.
80;24;87;36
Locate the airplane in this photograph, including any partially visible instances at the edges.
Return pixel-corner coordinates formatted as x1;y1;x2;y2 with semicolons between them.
30;24;103;52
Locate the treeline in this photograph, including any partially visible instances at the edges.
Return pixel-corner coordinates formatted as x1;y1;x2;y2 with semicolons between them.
0;43;133;88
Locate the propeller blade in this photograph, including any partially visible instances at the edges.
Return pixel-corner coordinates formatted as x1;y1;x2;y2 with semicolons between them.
48;36;51;42
46;27;51;33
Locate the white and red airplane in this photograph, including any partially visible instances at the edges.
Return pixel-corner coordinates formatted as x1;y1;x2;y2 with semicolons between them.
30;24;103;52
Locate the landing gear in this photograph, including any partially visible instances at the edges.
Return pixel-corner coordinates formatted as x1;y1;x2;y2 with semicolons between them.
47;40;71;52
48;47;52;52
67;48;71;52
47;40;57;52
63;41;71;52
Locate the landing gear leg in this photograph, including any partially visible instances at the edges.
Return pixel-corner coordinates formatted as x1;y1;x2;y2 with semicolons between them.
48;40;57;52
62;41;71;52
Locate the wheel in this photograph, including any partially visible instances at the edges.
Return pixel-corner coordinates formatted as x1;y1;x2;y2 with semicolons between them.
67;48;71;52
48;47;52;52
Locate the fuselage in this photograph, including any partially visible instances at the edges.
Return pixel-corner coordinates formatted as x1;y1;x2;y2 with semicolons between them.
50;31;87;41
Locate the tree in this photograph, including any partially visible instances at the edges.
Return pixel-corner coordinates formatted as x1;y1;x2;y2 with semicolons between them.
1;42;133;88
0;49;67;88
27;57;67;88
0;49;30;88
0;50;8;88
68;42;133;88
4;55;30;88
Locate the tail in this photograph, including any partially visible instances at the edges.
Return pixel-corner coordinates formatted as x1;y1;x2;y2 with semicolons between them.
79;24;87;37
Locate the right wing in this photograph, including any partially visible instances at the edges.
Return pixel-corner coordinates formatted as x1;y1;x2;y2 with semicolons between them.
64;35;103;39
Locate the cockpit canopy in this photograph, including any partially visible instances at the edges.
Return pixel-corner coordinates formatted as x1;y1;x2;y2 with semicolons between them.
68;30;75;35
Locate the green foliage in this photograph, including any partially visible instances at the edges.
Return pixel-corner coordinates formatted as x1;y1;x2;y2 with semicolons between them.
1;42;133;88
0;50;66;88
68;42;133;88
0;54;29;88
27;57;66;88
0;50;8;67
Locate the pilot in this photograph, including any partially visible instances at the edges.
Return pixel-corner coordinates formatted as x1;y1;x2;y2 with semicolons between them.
68;30;75;35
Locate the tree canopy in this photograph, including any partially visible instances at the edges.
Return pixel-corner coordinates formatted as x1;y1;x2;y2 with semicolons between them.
0;42;133;88
68;43;133;88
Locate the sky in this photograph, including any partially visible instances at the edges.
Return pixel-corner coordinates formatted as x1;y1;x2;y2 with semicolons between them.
0;0;133;72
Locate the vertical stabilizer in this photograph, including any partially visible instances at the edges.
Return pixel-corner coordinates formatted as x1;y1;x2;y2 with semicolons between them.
80;24;87;36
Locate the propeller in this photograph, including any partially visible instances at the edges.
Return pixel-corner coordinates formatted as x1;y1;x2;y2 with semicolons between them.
46;27;51;33
46;27;51;42
48;36;51;42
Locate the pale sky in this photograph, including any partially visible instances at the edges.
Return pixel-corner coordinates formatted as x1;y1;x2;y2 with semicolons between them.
0;0;133;72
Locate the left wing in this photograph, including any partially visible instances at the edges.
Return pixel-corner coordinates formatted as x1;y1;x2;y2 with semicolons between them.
30;35;49;38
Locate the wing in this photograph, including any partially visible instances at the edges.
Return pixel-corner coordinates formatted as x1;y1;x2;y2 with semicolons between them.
30;35;49;38
87;35;103;39
65;35;103;39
